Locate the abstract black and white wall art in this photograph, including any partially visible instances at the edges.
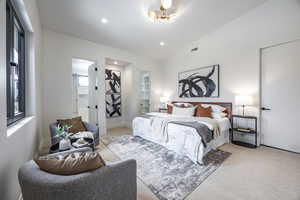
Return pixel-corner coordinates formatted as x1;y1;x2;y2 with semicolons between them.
106;93;121;118
105;69;121;118
105;69;121;94
178;65;219;98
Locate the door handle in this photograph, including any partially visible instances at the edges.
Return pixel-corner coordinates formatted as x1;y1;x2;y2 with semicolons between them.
261;107;271;111
10;62;17;66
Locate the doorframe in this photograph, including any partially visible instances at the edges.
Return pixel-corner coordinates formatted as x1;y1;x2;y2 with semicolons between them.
104;57;134;131
259;38;300;147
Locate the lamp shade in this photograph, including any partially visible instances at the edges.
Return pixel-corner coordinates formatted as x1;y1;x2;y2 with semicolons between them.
160;96;168;103
235;95;253;106
161;0;172;9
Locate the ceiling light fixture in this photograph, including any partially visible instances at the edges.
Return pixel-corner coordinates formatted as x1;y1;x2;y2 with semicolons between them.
148;0;176;22
160;41;165;46
114;61;118;65
101;18;108;24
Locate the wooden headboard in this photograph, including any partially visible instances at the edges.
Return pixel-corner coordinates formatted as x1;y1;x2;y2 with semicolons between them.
171;101;233;121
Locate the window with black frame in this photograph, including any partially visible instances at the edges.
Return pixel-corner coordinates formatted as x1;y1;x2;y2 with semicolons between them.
6;0;26;126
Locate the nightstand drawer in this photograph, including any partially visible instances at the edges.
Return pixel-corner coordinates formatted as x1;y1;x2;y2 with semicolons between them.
159;108;168;113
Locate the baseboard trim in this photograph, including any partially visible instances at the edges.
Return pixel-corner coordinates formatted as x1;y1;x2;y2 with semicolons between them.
261;144;300;155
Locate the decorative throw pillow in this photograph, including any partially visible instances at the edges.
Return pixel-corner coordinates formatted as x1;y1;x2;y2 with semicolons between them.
167;103;194;114
172;106;196;117
195;105;212;118
167;104;173;114
34;152;106;175
173;102;194;108
201;104;227;113
57;116;87;134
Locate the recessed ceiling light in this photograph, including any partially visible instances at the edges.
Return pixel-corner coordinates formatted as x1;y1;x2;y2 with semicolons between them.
101;18;108;24
114;61;118;65
160;41;165;46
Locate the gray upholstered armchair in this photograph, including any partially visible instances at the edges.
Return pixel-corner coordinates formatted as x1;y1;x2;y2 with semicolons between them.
49;122;99;146
18;148;137;200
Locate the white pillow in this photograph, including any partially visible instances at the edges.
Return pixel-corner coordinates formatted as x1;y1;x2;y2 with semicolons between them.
173;102;194;108
172;106;195;117
202;104;226;113
211;112;227;119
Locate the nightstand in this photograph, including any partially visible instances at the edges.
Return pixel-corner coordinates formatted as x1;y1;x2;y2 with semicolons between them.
159;108;168;113
231;115;257;148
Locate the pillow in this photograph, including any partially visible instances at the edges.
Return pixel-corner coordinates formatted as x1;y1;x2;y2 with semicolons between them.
211;112;227;119
172;106;196;117
57;116;87;134
167;103;194;114
195;105;212;118
34;152;106;175
201;104;226;113
173;102;194;108
167;104;173;114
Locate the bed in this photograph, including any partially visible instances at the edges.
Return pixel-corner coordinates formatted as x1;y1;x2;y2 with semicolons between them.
133;102;232;164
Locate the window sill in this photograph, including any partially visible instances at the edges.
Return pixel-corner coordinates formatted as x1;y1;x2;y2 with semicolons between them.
7;116;35;137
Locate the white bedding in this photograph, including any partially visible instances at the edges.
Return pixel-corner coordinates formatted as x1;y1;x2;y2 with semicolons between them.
132;112;231;164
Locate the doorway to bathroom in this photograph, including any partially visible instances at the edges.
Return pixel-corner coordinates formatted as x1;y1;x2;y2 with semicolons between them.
72;58;96;123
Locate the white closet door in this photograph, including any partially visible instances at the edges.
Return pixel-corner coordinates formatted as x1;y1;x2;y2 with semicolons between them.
88;64;98;125
261;40;300;153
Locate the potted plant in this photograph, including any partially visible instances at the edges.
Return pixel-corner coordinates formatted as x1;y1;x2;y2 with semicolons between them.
55;124;72;151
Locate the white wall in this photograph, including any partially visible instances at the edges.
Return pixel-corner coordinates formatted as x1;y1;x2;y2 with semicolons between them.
0;0;42;199
161;0;300;144
41;29;162;148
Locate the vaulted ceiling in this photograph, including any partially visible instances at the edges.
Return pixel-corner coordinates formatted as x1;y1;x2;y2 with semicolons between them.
37;0;268;60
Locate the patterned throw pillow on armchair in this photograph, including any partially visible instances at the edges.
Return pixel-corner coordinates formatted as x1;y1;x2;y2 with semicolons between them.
57;116;87;134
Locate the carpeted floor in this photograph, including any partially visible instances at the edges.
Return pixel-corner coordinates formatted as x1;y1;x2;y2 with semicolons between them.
97;127;300;200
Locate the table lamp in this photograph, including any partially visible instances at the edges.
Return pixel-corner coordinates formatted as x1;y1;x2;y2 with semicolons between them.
160;96;168;108
235;95;253;116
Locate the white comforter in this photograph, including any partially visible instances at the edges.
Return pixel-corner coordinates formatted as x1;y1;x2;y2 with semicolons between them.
132;112;231;164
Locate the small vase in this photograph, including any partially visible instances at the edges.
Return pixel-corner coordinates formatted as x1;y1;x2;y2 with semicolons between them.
59;138;71;151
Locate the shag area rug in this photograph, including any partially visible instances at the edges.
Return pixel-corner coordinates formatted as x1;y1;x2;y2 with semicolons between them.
106;135;231;200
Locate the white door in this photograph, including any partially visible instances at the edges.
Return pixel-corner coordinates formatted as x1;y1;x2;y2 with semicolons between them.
88;64;98;125
261;40;300;153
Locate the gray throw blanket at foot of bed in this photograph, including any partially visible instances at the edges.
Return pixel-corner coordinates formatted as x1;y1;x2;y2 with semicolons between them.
137;114;214;147
170;121;213;147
